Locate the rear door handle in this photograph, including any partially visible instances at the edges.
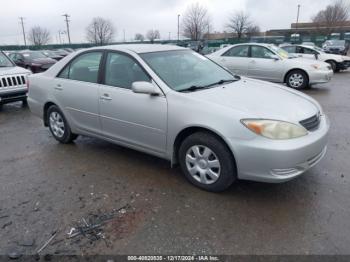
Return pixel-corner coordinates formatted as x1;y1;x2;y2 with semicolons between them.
54;84;63;90
100;94;112;101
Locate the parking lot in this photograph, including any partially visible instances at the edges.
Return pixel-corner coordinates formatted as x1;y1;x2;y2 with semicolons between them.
0;70;350;256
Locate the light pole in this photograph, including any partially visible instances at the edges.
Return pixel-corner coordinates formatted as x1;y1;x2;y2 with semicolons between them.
62;14;71;44
177;14;180;42
295;4;301;34
19;17;27;46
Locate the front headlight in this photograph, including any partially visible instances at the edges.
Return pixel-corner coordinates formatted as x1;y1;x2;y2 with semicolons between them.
241;119;308;140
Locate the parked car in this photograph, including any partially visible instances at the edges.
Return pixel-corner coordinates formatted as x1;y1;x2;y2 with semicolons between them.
207;43;333;89
28;44;329;192
41;50;64;61
0;51;31;106
302;42;316;47
9;51;57;73
52;49;70;57
63;48;74;53
281;44;350;72
322;40;349;55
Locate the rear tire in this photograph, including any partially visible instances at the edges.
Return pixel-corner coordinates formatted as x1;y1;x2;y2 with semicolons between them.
178;132;236;192
286;70;308;89
47;105;78;144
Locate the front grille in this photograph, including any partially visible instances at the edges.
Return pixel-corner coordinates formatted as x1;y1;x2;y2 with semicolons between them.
0;75;26;90
299;114;320;131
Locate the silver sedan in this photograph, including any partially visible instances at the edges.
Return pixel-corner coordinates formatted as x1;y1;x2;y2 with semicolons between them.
28;44;329;192
207;43;333;89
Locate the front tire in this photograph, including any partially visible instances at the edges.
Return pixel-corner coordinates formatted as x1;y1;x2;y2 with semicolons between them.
47;105;78;144
286;70;308;89
179;132;236;192
326;60;337;73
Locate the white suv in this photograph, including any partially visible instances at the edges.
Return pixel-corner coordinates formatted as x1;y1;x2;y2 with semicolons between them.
0;51;31;107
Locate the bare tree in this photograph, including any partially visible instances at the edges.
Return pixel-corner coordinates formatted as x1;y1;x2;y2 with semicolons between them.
146;30;160;43
182;3;211;40
134;33;145;41
28;26;50;46
312;0;350;35
226;11;252;39
86;17;115;45
246;24;261;38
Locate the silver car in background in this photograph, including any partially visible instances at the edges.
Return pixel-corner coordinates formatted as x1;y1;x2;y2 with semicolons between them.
28;45;329;192
207;43;333;89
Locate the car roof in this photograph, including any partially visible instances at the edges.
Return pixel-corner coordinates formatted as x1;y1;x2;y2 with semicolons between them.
91;44;186;54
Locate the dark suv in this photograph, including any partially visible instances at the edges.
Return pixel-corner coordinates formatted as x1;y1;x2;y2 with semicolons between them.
322;40;350;55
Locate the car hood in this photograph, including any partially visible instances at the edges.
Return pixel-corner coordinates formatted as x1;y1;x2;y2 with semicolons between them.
0;66;31;76
321;53;348;61
32;58;57;64
186;78;319;123
287;57;328;67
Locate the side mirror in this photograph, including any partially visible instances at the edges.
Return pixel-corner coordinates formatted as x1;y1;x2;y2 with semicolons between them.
270;54;280;60
131;81;161;96
314;53;319;60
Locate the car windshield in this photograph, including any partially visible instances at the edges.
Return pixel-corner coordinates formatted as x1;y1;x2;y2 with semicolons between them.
141;50;238;92
327;40;345;46
0;52;14;67
269;45;290;59
23;52;47;59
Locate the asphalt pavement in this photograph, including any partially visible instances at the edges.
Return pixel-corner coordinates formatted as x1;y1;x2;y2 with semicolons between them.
0;71;349;256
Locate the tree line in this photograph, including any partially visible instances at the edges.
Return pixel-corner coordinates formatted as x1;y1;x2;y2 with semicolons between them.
26;0;349;46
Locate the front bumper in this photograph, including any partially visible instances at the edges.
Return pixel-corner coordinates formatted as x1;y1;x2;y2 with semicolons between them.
309;69;333;84
0;88;28;105
228;115;330;183
337;61;350;70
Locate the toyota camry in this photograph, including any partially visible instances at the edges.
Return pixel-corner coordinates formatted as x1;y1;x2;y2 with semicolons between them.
28;45;329;192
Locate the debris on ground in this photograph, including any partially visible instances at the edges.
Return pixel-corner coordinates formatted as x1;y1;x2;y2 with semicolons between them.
7;249;22;259
36;231;57;254
66;204;131;245
18;239;35;247
2;221;12;229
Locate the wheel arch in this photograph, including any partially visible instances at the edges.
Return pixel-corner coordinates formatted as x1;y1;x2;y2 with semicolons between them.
172;126;237;170
284;68;309;84
43;101;57;126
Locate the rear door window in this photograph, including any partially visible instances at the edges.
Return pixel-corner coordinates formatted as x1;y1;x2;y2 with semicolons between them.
223;46;249;57
58;52;102;84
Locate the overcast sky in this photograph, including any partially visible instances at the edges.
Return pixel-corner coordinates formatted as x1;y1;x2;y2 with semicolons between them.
0;0;335;45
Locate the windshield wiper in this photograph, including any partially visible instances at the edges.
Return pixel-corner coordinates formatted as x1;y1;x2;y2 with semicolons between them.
179;77;240;93
179;85;207;92
205;78;239;87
